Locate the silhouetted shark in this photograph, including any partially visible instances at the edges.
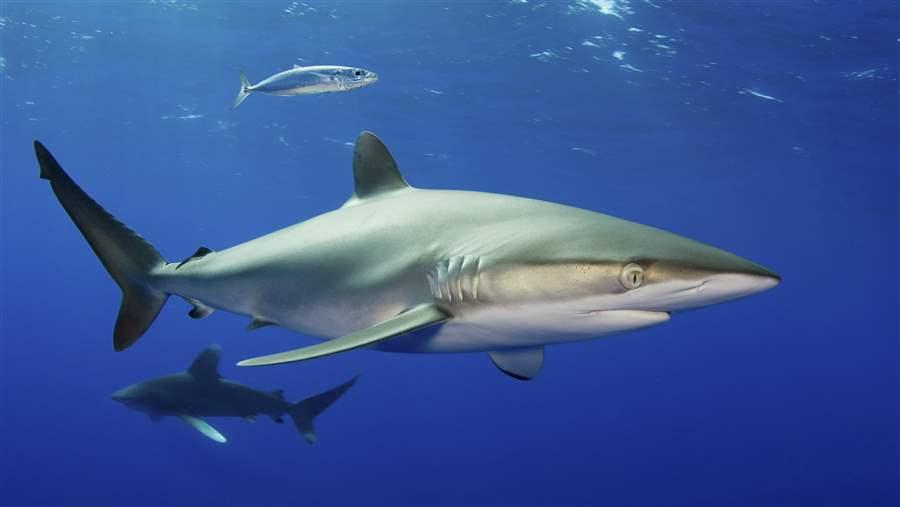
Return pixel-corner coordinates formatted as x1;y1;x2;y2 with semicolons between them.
111;345;356;444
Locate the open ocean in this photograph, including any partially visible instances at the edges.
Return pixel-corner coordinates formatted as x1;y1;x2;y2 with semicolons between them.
0;1;897;506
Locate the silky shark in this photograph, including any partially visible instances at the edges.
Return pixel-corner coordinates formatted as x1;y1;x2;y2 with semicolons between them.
35;132;779;380
111;344;357;443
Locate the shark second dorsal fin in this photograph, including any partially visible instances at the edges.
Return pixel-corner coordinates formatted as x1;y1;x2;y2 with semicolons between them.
345;132;410;206
175;246;214;270
188;344;222;381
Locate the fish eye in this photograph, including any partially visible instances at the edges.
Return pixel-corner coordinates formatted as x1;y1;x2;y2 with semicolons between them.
620;263;644;290
354;70;362;77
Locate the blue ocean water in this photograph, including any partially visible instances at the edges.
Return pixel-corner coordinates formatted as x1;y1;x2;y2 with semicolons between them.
1;1;897;506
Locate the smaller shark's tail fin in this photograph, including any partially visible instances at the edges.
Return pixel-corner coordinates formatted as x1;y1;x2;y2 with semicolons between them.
34;141;169;352
232;72;251;110
287;376;358;445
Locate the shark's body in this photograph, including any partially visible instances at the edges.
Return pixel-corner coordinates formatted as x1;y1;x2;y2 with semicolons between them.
112;345;356;443
35;132;779;380
232;65;378;109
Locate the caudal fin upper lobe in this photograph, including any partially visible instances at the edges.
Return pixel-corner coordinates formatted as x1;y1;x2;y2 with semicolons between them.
34;141;169;351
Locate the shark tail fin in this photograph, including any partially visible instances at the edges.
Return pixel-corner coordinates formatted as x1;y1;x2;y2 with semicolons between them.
287;377;358;445
232;72;251;109
34;141;169;352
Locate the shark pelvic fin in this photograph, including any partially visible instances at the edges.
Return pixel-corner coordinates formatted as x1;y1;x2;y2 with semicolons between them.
344;131;410;206
178;415;227;443
237;304;450;367
488;346;544;381
246;317;276;331
188;344;222;381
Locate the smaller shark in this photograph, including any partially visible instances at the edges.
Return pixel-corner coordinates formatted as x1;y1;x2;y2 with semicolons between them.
111;345;357;444
232;65;379;109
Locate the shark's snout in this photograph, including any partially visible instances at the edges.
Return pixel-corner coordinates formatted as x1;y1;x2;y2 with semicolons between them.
694;271;780;306
111;385;141;403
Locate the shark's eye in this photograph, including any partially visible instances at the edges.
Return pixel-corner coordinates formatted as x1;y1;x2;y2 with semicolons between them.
620;263;644;289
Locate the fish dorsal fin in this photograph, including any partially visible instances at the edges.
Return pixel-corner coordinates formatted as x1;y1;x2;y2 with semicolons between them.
188;344;222;381
345;131;410;206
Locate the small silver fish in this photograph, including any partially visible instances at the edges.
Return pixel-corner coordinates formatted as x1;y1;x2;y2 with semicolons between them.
232;65;378;109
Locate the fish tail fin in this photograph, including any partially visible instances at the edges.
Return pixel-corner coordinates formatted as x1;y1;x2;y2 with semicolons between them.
34;141;169;352
287;376;358;445
232;71;251;109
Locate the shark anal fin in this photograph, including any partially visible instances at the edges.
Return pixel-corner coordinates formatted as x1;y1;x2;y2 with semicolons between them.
175;246;213;270
188;344;222;381
237;304;450;367
246;317;276;331
178;415;227;443
183;298;214;319
488;347;544;381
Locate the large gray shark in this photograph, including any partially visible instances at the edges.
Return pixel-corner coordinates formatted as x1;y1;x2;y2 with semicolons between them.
111;344;357;443
35;132;779;381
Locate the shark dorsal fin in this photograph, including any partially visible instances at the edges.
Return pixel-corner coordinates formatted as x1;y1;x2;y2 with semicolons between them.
346;132;410;205
188;344;222;381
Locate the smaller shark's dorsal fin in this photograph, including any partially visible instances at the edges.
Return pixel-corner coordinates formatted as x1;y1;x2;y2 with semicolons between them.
346;132;410;206
188;345;222;381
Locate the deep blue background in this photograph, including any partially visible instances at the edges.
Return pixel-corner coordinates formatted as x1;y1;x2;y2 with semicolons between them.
1;1;897;506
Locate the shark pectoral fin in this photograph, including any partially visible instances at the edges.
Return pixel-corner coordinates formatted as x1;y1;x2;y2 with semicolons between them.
237;304;450;367
178;415;227;443
488;346;544;381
